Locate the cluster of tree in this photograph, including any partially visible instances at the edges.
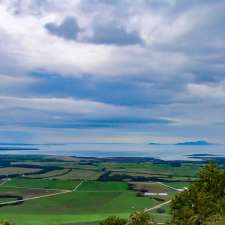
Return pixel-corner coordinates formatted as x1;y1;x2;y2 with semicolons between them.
100;211;156;225
100;163;225;225
171;163;225;225
0;221;15;225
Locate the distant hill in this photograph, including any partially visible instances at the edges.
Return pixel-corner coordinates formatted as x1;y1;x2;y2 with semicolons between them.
0;146;39;150
148;142;161;145
148;140;213;145
175;140;212;146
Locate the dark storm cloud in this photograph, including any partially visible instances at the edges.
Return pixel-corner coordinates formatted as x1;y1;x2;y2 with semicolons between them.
18;117;173;129
45;16;81;40
88;26;142;46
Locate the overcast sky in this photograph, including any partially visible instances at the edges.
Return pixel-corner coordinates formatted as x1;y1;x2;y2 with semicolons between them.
0;0;225;144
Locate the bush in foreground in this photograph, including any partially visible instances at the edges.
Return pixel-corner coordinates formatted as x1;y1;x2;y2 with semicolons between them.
100;211;156;225
0;221;15;225
100;216;127;225
127;211;156;225
203;215;225;225
100;163;225;225
171;163;225;225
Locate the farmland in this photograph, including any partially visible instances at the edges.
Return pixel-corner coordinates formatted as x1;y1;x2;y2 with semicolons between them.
0;155;202;225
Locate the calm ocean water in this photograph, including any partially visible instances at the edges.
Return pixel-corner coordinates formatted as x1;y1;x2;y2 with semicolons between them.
0;143;225;161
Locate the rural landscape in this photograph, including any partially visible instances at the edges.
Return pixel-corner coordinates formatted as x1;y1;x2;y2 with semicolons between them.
0;154;220;225
1;0;225;224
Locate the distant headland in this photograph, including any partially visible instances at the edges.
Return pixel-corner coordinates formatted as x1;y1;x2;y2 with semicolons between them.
175;140;212;146
148;140;213;146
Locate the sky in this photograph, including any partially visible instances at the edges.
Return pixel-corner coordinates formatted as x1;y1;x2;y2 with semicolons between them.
0;0;225;144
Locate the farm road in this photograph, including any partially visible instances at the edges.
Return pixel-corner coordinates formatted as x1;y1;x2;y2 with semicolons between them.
0;180;84;206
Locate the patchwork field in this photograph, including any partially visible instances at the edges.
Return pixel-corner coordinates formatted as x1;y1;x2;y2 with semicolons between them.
55;169;102;180
0;180;160;225
0;155;200;225
3;178;80;190
25;169;71;179
0;167;42;176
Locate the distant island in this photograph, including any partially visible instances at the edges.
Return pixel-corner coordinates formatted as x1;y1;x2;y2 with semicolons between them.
0;147;39;151
175;140;212;146
148;140;213;146
148;142;161;145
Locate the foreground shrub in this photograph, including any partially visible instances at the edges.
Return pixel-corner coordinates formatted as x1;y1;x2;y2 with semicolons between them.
100;216;127;225
203;215;225;225
0;221;15;225
100;211;156;225
171;163;225;225
127;211;156;225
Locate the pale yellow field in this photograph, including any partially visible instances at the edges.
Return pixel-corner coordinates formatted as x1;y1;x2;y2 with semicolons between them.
25;169;70;179
0;167;41;176
55;169;102;180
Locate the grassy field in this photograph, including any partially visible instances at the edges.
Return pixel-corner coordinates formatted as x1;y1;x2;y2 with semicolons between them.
3;178;80;190
164;181;192;189
0;155;200;225
129;182;174;194
55;169;102;180
79;181;128;191
0;179;160;225
98;162;200;177
0;186;59;198
25;169;71;179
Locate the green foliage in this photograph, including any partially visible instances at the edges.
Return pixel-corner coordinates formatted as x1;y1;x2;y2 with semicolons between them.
171;163;225;225
156;208;165;214
100;211;157;225
99;216;126;225
0;221;15;225
127;211;156;225
203;215;225;225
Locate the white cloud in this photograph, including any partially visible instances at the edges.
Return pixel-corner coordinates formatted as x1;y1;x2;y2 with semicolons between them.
0;0;225;143
187;83;225;100
0;95;128;116
0;74;35;87
0;1;193;78
0;0;224;81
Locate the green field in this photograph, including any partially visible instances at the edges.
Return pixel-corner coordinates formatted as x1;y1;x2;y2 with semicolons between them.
0;155;199;225
79;181;128;191
3;178;80;190
55;169;102;180
0;180;160;225
98;162;200;177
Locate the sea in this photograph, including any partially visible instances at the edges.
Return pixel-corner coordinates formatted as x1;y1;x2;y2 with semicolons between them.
0;143;225;161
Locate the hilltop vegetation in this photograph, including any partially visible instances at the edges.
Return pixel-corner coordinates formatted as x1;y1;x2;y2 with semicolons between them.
171;163;225;225
101;163;225;225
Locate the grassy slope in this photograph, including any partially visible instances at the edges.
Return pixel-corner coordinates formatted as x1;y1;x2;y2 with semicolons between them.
98;162;200;177
0;180;159;225
0;159;199;225
79;181;128;191
55;169;102;180
4;178;80;190
0;191;157;225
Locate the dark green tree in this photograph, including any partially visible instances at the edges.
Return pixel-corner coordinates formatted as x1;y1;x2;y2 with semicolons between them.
0;221;15;225
99;211;156;225
171;163;225;225
203;215;225;225
127;211;156;225
99;216;127;225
